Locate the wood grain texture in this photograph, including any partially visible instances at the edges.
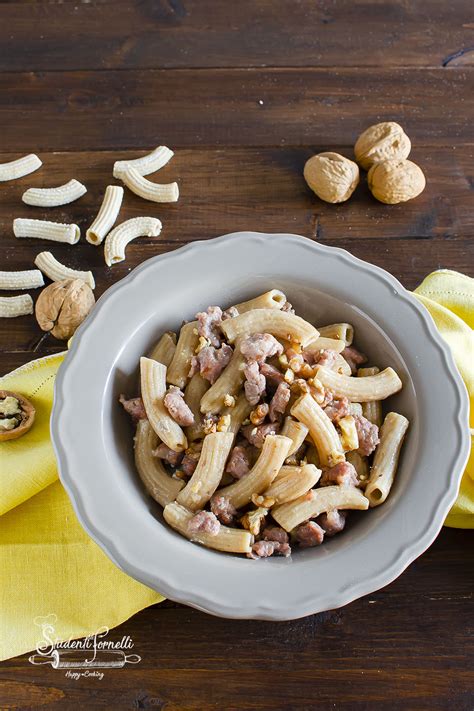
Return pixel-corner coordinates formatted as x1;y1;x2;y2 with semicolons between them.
0;528;472;710
0;68;473;152
0;1;473;707
0;0;473;72
0;146;472;369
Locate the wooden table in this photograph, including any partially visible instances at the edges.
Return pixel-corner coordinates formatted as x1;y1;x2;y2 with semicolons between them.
1;2;473;708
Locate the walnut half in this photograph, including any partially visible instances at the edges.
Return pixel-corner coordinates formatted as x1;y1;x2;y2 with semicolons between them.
0;390;35;441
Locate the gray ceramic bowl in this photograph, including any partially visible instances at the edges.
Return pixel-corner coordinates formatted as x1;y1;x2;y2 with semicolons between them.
52;232;469;620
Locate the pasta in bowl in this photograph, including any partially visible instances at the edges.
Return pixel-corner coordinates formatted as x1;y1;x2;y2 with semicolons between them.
52;232;469;619
120;291;409;559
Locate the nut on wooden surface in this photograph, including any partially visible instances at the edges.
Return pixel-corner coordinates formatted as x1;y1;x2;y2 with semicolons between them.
35;278;95;340
354;121;411;170
304;152;359;203
368;159;426;204
0;389;35;441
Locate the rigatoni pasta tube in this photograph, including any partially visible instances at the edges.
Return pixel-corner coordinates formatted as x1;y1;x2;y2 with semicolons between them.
200;343;246;414
272;485;369;532
221;308;319;348
281;417;309;457
221;392;252;439
177;432;234;511
217;435;292;509
14;218;80;245
164;502;253;554
149;331;177;367
86;185;124;245
0;154;41;181
134;419;184;506
365;412;409;506
22;179;87;207
290;393;344;467
184;374;210;441
304;337;346;356
317;323;354;346
0;269;43;290
264;463;321;505
34;252;95;289
167;321;199;389
120;166;179;203
231;289;286;314
140;357;187;452
104;216;162;266
0;294;34;318
113;146;174;179
315;365;402;402
358;366;383;426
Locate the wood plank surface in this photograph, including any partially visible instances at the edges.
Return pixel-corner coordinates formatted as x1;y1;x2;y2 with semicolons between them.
0;0;473;72
1;528;472;710
0;68;473;152
0;1;473;709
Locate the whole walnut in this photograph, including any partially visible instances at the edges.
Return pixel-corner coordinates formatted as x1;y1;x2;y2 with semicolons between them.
35;279;95;340
368;159;426;204
354;122;411;170
304;152;359;203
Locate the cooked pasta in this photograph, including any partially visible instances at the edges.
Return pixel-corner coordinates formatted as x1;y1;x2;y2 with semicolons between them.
119;290;408;559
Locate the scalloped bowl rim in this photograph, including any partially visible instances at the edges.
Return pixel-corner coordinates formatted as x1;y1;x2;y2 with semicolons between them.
51;232;470;620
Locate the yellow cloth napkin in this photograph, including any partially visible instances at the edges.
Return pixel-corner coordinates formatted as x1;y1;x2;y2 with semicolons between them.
413;269;474;529
0;269;472;661
0;353;163;662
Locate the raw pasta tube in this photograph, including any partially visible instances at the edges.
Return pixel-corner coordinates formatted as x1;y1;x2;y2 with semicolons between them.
86;185;124;245
0;154;41;181
104;216;162;266
113;146;174;179
317;323;354;346
177;432;234;511
134;419;184;506
230;289;287;314
119;166;179;203
0;294;34;318
304;337;346;356
22;179;87;207
281;416;309;457
164;502;253;554
34;252;95;289
0;270;44;290
217;435;292;509
13;218;80;245
199;342;246;414
264;463;321;505
167;321;199;389
365;412;409;506
315;366;402;402
149;331;177;366
140;357;187;452
290;393;345;467
184;373;210;441
272;485;369;532
221;308;319;348
358;366;383;426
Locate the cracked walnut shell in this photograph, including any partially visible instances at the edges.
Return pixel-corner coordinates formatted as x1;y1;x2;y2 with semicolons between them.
354;122;411;170
304;152;359;203
368;159;426;204
35;278;95;340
